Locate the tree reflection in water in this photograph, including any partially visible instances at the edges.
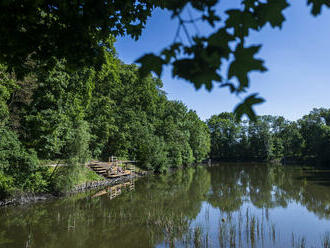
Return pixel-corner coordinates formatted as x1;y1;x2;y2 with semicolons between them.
0;164;330;248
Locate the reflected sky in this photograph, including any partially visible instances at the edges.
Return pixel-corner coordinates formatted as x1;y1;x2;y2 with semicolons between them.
0;164;330;248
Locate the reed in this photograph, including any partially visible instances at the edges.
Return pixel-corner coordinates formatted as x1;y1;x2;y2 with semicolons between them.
321;232;330;248
271;223;276;243
229;223;236;248
250;215;256;248
193;226;203;248
219;220;227;248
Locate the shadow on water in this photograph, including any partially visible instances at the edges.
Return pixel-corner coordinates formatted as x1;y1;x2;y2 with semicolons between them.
295;167;330;187
0;164;330;247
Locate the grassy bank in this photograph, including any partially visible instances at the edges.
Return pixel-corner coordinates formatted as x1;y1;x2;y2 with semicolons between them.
0;158;104;202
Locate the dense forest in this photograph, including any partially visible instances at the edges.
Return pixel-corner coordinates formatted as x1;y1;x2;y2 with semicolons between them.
208;110;330;164
2;42;330;200
0;42;210;199
1;0;329;200
1;39;330;200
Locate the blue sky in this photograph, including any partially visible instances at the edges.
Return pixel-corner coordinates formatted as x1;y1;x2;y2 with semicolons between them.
115;1;330;121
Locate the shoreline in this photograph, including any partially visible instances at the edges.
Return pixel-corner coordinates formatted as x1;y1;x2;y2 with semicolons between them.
0;172;148;207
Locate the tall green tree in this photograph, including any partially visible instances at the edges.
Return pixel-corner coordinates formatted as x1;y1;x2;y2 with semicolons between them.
2;1;329;118
208;109;330;164
207;113;241;160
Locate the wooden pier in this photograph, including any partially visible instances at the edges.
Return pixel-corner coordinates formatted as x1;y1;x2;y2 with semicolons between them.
88;157;136;179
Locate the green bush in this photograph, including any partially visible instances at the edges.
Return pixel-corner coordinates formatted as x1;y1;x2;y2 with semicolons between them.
50;165;80;193
0;171;14;200
50;161;103;193
0;127;50;193
21;169;51;193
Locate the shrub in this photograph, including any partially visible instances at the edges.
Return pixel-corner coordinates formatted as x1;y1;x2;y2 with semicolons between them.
0;127;50;194
0;171;14;200
50;160;103;194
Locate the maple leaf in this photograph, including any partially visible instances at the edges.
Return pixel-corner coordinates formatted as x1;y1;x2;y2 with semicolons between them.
228;45;267;92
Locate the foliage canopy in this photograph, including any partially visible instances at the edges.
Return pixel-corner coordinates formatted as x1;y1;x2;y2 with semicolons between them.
1;0;329;117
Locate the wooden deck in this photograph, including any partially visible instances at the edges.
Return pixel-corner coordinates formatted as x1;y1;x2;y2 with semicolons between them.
88;160;135;179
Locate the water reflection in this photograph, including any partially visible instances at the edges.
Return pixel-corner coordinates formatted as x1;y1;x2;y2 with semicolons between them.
207;164;330;219
0;164;329;248
91;180;135;199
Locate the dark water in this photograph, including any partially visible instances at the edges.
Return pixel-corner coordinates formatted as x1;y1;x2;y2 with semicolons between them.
1;164;330;248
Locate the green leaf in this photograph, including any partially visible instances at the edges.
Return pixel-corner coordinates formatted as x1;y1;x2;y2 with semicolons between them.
161;43;182;63
135;53;165;77
202;9;221;27
228;45;267;92
242;0;258;9
172;58;221;91
225;9;259;37
207;28;234;60
234;93;265;121
220;82;236;93
307;0;330;16
255;0;289;28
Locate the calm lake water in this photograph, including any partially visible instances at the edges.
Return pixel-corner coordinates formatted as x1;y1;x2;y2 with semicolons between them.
1;164;330;248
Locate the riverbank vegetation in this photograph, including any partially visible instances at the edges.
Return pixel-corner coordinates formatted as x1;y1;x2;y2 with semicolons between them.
208;109;330;164
1;0;330;202
0;41;210;200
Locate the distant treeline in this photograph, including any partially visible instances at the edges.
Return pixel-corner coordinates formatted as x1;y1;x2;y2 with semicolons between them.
207;110;330;164
0;42;210;199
